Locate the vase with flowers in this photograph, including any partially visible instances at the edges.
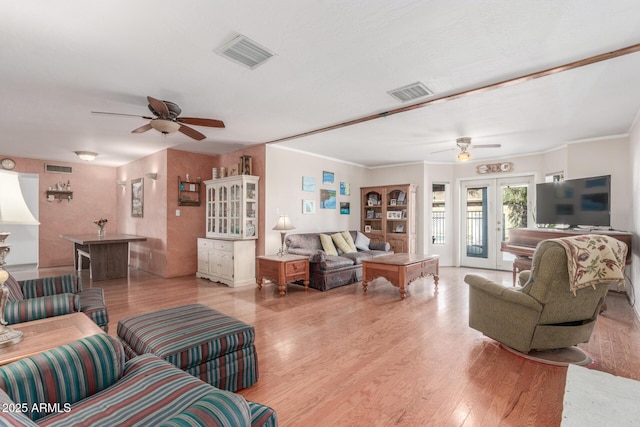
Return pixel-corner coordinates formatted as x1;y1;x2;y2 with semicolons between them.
94;218;108;237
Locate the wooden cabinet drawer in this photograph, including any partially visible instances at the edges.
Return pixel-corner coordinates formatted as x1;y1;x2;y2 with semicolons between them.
286;260;307;276
213;240;232;251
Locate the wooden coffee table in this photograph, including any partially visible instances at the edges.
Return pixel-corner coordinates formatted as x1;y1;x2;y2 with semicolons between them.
362;254;439;299
0;313;104;366
256;254;310;296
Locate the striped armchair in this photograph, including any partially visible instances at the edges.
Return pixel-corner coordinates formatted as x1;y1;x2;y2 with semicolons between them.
0;334;277;426
4;273;109;332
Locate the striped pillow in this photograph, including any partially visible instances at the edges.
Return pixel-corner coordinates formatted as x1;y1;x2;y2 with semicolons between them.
3;273;24;302
21;274;80;298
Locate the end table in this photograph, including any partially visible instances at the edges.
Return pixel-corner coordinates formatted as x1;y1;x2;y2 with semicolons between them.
256;254;310;296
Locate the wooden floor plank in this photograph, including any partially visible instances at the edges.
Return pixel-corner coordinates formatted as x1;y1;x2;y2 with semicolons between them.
9;265;640;426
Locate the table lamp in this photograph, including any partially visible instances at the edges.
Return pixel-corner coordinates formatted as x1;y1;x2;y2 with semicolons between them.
0;170;40;347
273;214;295;256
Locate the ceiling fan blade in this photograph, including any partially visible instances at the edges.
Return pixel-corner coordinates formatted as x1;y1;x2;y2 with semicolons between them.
430;147;455;154
147;96;170;117
178;124;206;141
92;111;154;120
131;123;153;134
178;117;226;128
474;144;502;149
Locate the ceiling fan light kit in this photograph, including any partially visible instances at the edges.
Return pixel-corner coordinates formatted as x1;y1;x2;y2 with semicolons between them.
457;151;471;162
150;119;181;134
92;96;225;141
75;151;98;161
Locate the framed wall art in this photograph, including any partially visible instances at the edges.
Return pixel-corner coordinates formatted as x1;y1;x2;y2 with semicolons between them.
322;171;334;184
340;202;350;215
131;177;144;217
302;176;316;192
302;199;316;214
320;189;336;209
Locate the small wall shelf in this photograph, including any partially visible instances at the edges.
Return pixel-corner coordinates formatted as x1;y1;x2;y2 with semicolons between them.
178;177;201;206
46;190;73;202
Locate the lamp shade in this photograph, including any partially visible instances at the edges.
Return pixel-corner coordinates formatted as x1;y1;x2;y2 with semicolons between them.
0;170;39;225
272;214;295;231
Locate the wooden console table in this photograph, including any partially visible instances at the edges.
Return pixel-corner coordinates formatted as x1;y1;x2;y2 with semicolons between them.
362;254;439;300
0;313;104;366
60;233;147;281
256;254;310;296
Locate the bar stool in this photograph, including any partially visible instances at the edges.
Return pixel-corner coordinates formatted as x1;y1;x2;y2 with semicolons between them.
77;249;92;279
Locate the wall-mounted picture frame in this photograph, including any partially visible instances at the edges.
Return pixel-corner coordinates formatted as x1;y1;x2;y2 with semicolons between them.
364;225;372;233
340;202;350;215
131;177;144;217
340;182;350;196
302;199;316;214
322;171;334;184
302;176;316;192
320;189;336;209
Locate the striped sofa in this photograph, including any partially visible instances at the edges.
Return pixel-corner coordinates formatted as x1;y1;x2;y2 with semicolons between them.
0;334;277;426
4;273;109;332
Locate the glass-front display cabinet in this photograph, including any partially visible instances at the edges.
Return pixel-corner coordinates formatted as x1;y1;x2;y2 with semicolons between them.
204;175;260;239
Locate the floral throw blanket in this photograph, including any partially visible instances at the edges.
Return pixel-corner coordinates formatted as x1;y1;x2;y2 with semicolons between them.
550;235;627;295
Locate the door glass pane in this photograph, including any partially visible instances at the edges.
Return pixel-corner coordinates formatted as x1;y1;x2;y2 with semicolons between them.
432;184;446;245
501;184;528;263
466;187;488;258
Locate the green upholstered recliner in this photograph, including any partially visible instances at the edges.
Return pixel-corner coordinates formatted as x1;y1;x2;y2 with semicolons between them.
464;240;611;354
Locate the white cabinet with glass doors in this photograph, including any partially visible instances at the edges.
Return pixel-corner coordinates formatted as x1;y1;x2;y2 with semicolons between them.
204;175;259;240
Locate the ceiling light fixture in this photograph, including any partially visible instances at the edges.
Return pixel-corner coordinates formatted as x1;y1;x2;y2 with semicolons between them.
457;151;471;162
75;151;98;161
150;119;180;134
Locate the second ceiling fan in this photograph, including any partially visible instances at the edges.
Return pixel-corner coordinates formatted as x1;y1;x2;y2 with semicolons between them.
431;137;501;161
92;96;225;141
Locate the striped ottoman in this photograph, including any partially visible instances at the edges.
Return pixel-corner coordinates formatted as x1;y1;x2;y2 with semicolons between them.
117;303;258;392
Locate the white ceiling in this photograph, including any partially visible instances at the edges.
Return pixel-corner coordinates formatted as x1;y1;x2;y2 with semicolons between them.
2;1;640;167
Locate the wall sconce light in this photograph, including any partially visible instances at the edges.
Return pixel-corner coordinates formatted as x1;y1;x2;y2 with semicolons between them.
116;180;126;187
145;173;158;181
75;151;99;161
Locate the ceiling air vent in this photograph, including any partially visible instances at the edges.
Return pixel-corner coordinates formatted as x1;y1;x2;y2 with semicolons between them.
216;35;275;70
387;82;433;103
44;164;73;174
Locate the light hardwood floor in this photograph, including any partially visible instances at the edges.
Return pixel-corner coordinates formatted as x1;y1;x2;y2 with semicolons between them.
11;266;640;426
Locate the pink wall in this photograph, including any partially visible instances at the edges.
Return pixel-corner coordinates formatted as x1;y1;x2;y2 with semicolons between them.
166;149;217;277
1;155;117;268
116;150;168;277
2;145;267;277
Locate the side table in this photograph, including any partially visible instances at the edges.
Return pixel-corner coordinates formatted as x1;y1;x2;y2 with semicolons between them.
256;254;310;296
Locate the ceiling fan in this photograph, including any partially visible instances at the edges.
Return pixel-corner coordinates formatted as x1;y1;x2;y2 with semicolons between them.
431;137;501;161
92;96;225;141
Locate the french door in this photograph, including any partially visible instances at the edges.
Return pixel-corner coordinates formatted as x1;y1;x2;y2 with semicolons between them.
460;175;534;270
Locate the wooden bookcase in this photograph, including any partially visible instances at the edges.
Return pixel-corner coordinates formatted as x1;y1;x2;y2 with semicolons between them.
361;184;417;253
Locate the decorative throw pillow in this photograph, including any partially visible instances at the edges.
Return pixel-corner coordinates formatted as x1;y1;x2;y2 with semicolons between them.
4;273;24;302
332;232;356;254
341;231;357;252
319;234;338;256
355;231;371;251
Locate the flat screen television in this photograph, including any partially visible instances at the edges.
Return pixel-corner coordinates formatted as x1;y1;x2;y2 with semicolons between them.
535;175;611;229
